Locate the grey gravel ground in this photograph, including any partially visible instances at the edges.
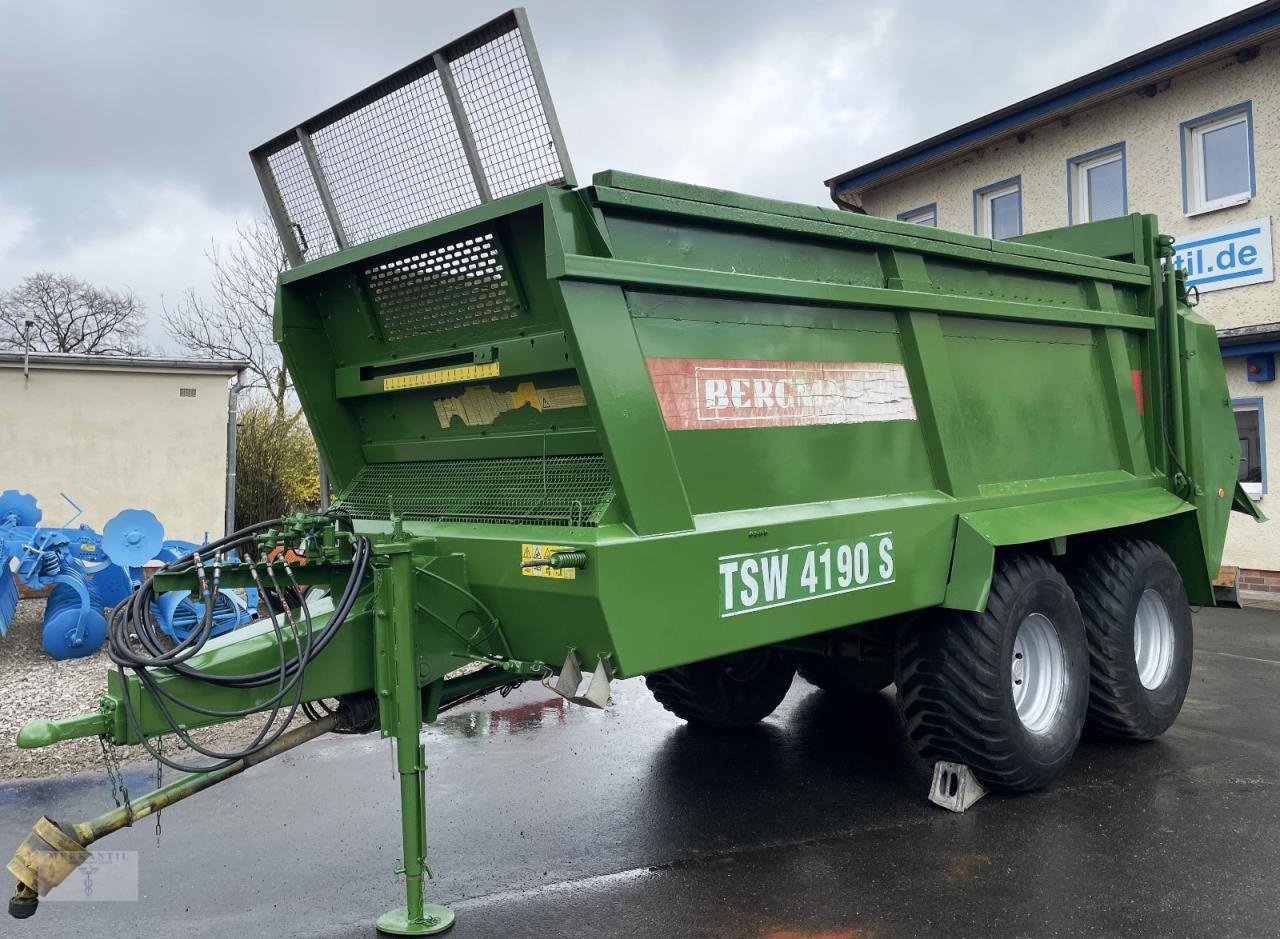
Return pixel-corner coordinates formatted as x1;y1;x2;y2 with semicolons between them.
0;598;301;781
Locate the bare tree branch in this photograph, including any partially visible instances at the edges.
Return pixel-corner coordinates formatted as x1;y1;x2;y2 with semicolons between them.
162;213;293;415
0;272;146;355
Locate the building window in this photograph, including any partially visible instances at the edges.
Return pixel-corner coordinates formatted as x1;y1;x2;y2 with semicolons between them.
1234;397;1266;497
1068;144;1126;223
897;203;937;227
973;177;1021;239
1181;102;1255;215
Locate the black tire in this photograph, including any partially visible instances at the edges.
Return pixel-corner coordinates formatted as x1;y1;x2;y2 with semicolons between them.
896;554;1089;792
798;657;894;694
1064;538;1193;740
646;649;795;728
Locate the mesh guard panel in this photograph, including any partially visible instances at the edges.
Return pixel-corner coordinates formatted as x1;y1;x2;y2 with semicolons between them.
267;143;338;259
337;455;615;527
450;19;565;198
251;9;573;267
364;230;520;339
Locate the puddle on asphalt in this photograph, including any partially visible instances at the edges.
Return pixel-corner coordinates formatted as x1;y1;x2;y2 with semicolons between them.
435;694;568;738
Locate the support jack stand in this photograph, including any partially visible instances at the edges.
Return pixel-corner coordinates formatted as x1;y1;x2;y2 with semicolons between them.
374;545;455;935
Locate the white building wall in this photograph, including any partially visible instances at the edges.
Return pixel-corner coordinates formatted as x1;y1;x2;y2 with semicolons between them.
854;38;1280;572
0;362;234;542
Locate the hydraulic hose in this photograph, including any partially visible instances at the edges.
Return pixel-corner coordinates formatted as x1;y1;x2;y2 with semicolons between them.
106;517;371;772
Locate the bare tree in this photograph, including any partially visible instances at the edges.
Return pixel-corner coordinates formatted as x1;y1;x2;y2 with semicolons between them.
163;214;293;416
0;272;145;355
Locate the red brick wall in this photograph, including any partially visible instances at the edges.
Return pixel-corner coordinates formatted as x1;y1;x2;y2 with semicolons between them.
1238;568;1280;594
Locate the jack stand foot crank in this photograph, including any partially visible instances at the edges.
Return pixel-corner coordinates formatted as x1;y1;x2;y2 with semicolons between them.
377;903;455;936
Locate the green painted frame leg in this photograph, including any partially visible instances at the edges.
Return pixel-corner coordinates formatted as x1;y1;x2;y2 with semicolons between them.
376;548;454;936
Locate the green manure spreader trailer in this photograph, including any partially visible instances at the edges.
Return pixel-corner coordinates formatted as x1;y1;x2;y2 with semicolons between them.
8;9;1262;935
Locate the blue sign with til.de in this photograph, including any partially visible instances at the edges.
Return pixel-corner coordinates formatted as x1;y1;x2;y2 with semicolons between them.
1171;217;1273;294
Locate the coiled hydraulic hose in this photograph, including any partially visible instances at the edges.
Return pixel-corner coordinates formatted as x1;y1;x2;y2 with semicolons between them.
106;517;370;773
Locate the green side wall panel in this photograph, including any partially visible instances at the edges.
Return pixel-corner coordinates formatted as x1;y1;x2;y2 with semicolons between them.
256;172;1252;679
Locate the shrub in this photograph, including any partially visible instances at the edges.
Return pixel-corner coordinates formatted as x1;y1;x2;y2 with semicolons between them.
234;402;320;529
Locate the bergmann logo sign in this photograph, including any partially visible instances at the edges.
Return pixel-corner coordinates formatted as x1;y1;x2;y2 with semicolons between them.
1172;217;1273;294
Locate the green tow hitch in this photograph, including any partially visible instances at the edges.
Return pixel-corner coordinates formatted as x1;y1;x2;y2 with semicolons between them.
15;711;110;749
7;703;368;920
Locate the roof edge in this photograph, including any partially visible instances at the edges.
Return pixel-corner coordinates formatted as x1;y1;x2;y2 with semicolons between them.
1218;323;1280;345
0;352;249;375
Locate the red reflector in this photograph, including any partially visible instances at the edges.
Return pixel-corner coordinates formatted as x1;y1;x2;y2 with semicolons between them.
1131;369;1144;416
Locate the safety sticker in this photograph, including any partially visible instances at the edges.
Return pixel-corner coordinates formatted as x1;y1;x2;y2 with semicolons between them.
521;543;577;580
434;382;587;428
646;358;916;430
717;532;895;617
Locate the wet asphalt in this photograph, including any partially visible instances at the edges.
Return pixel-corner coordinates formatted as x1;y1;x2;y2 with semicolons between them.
1;605;1277;939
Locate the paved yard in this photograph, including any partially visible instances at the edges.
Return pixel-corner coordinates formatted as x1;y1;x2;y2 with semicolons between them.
2;605;1277;938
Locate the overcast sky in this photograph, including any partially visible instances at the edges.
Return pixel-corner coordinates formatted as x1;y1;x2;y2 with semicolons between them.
0;0;1253;350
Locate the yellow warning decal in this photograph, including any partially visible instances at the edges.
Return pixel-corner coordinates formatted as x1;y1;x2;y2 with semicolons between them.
521;544;577;580
383;361;500;392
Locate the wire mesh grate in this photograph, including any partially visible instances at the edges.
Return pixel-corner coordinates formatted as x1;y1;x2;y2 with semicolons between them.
311;63;480;246
251;9;573;266
451;20;564;199
364;230;520;339
337;455;615;527
267;143;338;259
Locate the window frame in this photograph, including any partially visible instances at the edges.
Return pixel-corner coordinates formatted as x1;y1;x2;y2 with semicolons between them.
1233;395;1267;497
897;203;938;227
1067;143;1127;224
972;176;1022;239
1180;102;1256;216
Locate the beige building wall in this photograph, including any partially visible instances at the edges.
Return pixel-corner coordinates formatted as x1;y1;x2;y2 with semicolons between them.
854;37;1279;574
0;360;235;542
858;38;1280;333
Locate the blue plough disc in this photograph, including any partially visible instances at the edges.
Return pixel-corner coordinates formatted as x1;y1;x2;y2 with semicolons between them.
0;490;41;528
102;509;165;570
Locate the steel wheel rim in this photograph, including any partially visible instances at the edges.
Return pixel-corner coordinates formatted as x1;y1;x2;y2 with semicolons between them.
1134;589;1175;690
1011;612;1068;735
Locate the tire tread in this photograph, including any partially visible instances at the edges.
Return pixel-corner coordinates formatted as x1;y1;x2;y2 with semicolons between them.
897;555;1080;792
1065;537;1189;740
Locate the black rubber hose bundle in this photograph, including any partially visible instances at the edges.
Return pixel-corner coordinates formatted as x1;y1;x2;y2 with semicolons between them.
106;519;371;773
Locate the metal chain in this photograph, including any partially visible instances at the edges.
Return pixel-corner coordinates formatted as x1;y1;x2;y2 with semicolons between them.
97;736;133;826
154;736;164;846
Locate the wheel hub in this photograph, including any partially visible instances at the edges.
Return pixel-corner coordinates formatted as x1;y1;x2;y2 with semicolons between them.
1011;612;1068;735
1134;589;1175;690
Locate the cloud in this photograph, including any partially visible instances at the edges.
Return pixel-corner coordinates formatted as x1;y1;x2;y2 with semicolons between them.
0;181;251;350
0;203;33;258
558;10;898;204
0;0;1258;346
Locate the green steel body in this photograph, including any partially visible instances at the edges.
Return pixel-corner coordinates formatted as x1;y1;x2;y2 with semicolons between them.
26;168;1253;740
275;169;1245;681
14;170;1258;934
